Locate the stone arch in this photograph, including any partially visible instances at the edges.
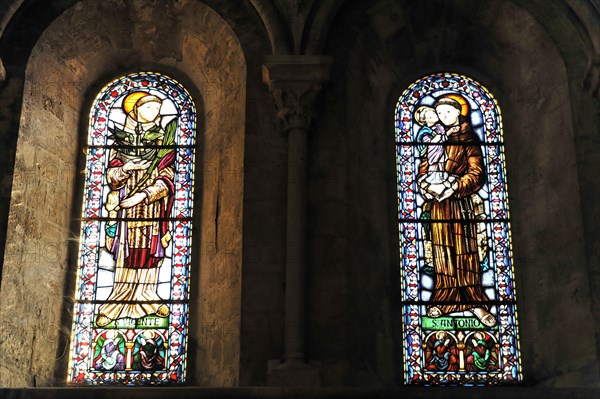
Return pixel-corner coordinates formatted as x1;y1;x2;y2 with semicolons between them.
310;0;598;386
0;0;246;387
395;72;521;384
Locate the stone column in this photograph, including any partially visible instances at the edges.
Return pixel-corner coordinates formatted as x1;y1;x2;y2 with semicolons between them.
262;55;331;386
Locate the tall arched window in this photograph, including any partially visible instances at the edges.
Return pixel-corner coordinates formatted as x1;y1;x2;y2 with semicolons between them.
67;72;196;385
395;73;522;385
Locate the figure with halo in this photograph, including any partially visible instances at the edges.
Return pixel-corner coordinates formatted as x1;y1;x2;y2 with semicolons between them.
96;91;177;327
416;94;496;328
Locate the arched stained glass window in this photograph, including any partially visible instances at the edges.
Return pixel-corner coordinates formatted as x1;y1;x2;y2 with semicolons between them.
67;72;196;385
395;73;522;385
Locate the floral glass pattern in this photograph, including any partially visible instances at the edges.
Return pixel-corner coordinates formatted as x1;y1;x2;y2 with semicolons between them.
395;73;522;385
67;72;196;385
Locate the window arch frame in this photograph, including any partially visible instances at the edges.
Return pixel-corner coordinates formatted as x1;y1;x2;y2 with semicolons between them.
66;71;197;385
394;72;523;386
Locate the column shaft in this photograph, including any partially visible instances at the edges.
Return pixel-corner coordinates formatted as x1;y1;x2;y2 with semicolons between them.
284;126;308;362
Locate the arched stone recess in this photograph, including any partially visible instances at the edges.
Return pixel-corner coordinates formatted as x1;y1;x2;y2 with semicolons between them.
313;0;598;387
0;0;246;387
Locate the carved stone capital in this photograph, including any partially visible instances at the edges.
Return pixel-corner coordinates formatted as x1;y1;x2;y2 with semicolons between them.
262;55;332;133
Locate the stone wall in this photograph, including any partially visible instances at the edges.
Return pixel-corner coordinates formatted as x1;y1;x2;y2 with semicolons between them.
312;0;599;387
0;0;598;392
0;0;247;387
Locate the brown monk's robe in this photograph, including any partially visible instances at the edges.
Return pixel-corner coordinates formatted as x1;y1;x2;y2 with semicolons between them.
418;118;490;313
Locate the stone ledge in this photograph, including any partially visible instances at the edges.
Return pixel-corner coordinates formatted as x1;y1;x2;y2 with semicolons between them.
0;387;598;399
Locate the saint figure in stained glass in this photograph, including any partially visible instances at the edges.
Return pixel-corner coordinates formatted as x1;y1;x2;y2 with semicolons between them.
97;92;176;327
425;331;459;372
93;331;126;371
416;95;494;327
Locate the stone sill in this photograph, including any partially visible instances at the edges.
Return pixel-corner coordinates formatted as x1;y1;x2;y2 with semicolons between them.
0;387;598;399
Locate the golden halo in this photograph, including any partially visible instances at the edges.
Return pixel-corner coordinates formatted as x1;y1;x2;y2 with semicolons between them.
143;330;155;339
442;93;469;116
122;91;149;114
414;106;433;125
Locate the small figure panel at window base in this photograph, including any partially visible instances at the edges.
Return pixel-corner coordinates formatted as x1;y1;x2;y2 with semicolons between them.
395;73;522;385
67;72;196;385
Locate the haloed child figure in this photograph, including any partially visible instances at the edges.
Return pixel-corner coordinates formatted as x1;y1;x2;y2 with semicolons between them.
414;106;459;187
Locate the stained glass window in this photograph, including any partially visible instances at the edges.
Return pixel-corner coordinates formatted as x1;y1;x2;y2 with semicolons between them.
395;73;522;385
67;72;196;385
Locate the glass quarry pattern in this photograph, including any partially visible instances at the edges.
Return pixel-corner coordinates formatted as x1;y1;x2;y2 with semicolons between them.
67;72;196;385
395;73;522;385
